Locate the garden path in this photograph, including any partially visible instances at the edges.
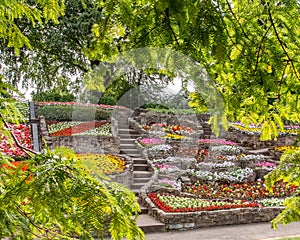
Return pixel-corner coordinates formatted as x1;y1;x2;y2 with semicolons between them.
145;221;300;240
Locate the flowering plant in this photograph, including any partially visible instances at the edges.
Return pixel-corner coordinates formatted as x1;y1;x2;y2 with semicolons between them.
171;125;194;136
138;138;166;147
274;146;300;152
197;138;238;146
153;156;195;164
195;161;235;169
162;133;187;140
259;198;284;207
187;167;254;183
230;122;300;136
238;154;267;162
148;193;259;213
210;145;244;155
156;178;182;191
148;144;172;152
183;180;299;200
77;154;125;174
256;161;276;168
153;163;180;173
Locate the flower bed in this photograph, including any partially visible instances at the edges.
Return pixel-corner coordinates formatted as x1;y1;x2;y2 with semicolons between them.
0;124;32;158
76;154;133;187
48;121;111;137
140;190;284;231
182;180;299;200
148;192;259;213
76;154;126;174
229;122;300;136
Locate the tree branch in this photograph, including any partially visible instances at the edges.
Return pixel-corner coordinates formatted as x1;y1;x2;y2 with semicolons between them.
267;3;300;81
277;62;288;101
225;0;251;41
164;9;180;47
255;24;272;71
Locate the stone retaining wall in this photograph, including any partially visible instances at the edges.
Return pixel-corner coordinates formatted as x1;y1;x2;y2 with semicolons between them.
50;135;119;154
224;128;296;149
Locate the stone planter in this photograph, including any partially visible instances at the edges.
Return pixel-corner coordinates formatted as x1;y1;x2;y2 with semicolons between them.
139;191;284;231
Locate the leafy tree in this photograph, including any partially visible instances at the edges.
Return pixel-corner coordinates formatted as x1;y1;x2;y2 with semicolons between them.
0;0;101;91
0;147;144;239
265;150;300;229
0;1;145;239
85;0;300;140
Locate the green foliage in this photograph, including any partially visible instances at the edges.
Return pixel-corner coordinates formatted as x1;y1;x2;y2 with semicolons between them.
32;89;75;102
0;147;145;239
141;103;169;110
0;0;64;54
36;105;112;121
99;95;117;105
265;150;300;228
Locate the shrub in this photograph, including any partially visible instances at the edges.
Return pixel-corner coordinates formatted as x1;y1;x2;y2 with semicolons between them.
36;105;111;121
140;103;169;109
32;90;75;102
99;95;117;105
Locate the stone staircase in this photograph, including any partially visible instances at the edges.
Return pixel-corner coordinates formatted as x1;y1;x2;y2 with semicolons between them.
117;118;165;233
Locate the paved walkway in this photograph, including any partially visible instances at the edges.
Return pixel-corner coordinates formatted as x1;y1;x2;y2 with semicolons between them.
145;221;300;240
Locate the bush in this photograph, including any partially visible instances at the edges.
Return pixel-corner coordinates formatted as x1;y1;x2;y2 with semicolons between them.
36;105;111;121
32;90;75;102
140;103;169;109
99;95;117;105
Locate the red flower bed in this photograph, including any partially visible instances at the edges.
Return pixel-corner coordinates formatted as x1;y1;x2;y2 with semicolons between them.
0;124;32;158
50;121;108;137
183;180;300;200
148;192;259;213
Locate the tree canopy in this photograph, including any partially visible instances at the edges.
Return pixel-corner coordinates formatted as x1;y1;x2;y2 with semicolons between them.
1;0;300;140
1;0;300;230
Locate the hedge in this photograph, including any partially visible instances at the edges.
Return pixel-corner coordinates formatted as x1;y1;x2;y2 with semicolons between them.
36;105;112;121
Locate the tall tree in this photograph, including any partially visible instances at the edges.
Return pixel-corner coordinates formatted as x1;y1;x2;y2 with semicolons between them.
0;1;145;239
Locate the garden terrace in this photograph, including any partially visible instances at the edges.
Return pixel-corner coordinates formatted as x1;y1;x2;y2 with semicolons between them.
125;110;300;231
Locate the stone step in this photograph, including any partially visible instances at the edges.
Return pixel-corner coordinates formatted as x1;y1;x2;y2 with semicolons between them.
132;158;147;164
131;183;148;193
118;124;129;128
133;177;150;184
118;129;139;134
137;214;166;234
120;138;136;143
249;148;270;155
133;171;153;179
139;205;148;215
127;153;143;158
134;164;148;171
118;134;140;139
120;149;141;155
120;143;137;149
